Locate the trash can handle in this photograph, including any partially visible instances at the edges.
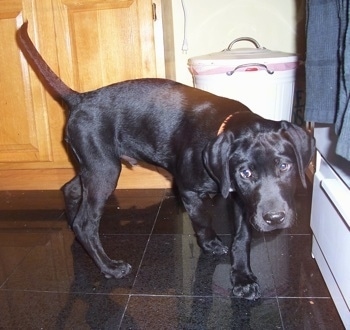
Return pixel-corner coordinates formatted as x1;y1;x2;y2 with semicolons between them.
226;63;274;76
225;37;262;51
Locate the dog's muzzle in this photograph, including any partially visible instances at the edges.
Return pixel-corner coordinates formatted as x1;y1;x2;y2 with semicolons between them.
263;211;286;226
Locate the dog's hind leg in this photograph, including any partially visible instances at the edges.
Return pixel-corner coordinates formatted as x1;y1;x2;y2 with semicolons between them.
180;190;229;255
71;162;131;279
62;176;82;227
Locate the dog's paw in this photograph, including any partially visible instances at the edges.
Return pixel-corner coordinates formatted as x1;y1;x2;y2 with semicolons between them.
231;271;261;300
201;237;229;255
102;260;132;279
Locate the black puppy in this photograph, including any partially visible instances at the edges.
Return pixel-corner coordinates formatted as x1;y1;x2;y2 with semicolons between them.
17;23;315;300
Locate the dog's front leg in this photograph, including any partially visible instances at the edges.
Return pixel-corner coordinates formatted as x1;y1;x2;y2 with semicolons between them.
230;198;261;300
180;190;228;255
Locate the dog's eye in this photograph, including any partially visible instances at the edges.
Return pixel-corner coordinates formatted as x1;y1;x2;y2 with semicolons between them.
279;162;291;172
240;169;252;179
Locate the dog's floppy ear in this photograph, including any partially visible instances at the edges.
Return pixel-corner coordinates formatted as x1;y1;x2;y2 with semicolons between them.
281;121;315;188
203;132;234;198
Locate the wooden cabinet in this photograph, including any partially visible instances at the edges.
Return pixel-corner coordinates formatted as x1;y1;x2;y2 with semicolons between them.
0;0;173;189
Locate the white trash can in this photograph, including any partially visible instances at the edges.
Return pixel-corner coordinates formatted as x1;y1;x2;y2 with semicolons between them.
188;38;298;121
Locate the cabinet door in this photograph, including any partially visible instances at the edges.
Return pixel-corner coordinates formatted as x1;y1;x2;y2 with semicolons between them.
48;0;159;166
53;0;157;92
0;1;54;164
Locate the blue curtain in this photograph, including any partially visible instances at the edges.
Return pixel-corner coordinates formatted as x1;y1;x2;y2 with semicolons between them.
305;0;350;161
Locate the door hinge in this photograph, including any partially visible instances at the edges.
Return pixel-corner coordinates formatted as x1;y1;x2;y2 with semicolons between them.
152;3;157;21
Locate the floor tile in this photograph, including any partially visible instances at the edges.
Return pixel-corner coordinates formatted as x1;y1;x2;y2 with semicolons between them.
0;232;36;286
2;230;148;295
132;234;211;296
0;190;65;210
121;296;282;330
153;194;234;235
100;189;164;234
278;297;344;329
132;234;276;298
265;234;331;298
0;290;128;330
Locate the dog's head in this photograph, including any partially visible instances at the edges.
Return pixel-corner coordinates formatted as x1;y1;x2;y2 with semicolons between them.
203;117;315;231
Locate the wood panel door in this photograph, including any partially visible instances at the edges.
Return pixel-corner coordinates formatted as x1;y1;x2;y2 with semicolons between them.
0;1;54;165
0;0;172;189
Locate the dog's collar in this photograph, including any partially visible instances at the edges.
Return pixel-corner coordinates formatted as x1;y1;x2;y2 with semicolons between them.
217;114;234;135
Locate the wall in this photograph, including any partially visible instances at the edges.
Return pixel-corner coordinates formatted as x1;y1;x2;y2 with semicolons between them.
170;0;305;86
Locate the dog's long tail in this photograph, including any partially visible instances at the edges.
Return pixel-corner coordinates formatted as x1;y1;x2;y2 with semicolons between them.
16;22;77;104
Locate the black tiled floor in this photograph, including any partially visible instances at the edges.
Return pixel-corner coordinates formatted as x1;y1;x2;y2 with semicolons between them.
0;188;344;329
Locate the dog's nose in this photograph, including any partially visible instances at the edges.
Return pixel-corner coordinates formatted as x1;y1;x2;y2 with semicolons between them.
263;211;285;225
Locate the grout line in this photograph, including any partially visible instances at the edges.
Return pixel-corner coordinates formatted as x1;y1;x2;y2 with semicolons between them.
129;188;168;284
276;296;332;299
263;233;285;328
0;287;333;300
0;245;36;290
118;188;167;328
